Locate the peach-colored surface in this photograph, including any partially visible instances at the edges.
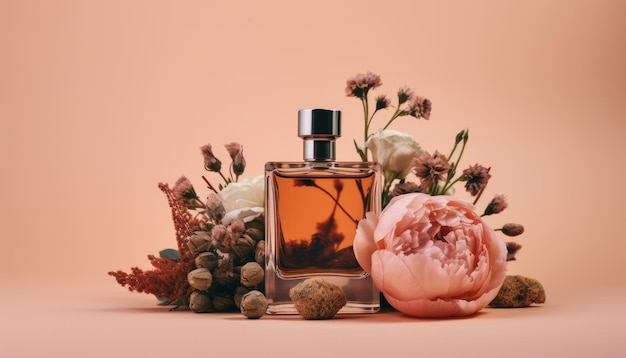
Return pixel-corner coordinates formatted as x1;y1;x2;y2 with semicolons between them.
1;0;625;356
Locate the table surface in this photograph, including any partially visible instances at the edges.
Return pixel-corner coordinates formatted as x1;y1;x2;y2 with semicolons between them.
1;282;625;358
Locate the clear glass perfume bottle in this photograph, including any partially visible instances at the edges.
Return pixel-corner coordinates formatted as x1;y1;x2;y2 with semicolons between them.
265;108;381;314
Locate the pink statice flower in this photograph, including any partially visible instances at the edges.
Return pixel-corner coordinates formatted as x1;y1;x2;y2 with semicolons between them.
413;150;451;193
345;71;382;98
375;94;391;111
407;96;432;120
354;193;507;318
172;176;195;200
397;86;416;105
483;194;507;216
462;164;491;196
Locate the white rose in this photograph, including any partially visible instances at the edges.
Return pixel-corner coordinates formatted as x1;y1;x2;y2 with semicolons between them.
364;129;422;184
218;175;264;224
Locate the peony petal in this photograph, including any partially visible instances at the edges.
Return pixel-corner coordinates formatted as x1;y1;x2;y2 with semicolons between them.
370;250;428;301
384;294;489;318
353;212;380;274
371;249;464;301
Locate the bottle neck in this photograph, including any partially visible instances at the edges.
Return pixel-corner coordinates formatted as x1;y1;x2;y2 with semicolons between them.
303;138;335;162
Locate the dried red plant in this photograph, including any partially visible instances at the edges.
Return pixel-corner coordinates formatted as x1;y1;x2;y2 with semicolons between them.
108;183;199;304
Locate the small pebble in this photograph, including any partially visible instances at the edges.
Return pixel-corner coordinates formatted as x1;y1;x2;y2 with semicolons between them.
289;278;347;319
489;275;546;308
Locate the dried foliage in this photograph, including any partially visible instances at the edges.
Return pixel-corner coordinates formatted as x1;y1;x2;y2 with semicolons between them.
107;183;199;304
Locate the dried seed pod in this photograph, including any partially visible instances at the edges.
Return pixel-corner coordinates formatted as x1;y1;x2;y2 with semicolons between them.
195;251;219;270
240;262;264;288
189;291;213;313
188;231;213;254
240;290;268;319
501;223;525;237
187;268;213;291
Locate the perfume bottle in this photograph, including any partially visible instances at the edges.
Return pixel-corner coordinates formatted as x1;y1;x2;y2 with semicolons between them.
265;108;381;314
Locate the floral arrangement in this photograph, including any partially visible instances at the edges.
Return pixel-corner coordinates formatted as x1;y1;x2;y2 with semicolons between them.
109;72;544;318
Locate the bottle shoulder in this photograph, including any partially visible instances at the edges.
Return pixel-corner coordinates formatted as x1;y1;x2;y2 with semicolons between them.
265;161;380;178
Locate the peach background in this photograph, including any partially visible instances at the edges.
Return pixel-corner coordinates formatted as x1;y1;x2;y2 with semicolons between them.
1;0;625;357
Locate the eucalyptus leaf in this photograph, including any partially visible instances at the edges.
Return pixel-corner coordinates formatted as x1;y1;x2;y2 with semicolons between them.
159;248;180;261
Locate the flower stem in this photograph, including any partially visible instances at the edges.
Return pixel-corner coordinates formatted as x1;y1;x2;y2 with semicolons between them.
440;176;464;195
441;132;468;194
473;185;486;205
202;175;219;194
218;171;230;186
362;98;370;161
382;107;402;130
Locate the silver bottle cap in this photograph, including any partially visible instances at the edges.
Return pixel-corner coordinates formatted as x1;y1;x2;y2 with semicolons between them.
298;109;341;138
298;109;341;161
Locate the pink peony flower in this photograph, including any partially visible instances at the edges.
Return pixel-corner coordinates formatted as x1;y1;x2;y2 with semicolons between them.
354;193;507;318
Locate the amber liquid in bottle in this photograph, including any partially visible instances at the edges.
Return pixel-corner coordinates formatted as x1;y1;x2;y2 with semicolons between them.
264;109;381;314
274;173;375;277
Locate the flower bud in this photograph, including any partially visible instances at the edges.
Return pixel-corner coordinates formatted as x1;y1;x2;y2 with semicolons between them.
200;143;222;172
189;291;213;313
240;261;264;288
195;251;219;270
187;268;213;291
501;223;525;237
206;193;225;222
506;241;522;261
483;194;508;216
224;142;246;176
455;129;466;144
211;224;231;253
188;231;213;254
240;290;268;319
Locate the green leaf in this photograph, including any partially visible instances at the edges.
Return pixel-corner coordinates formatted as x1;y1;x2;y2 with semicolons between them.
159;248;180;261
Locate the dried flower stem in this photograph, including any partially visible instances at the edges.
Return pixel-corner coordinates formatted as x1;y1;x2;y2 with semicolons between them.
361;98;371;161
472;185;486;205
381;107;403;130
202;175;219;194
440;130;469;195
